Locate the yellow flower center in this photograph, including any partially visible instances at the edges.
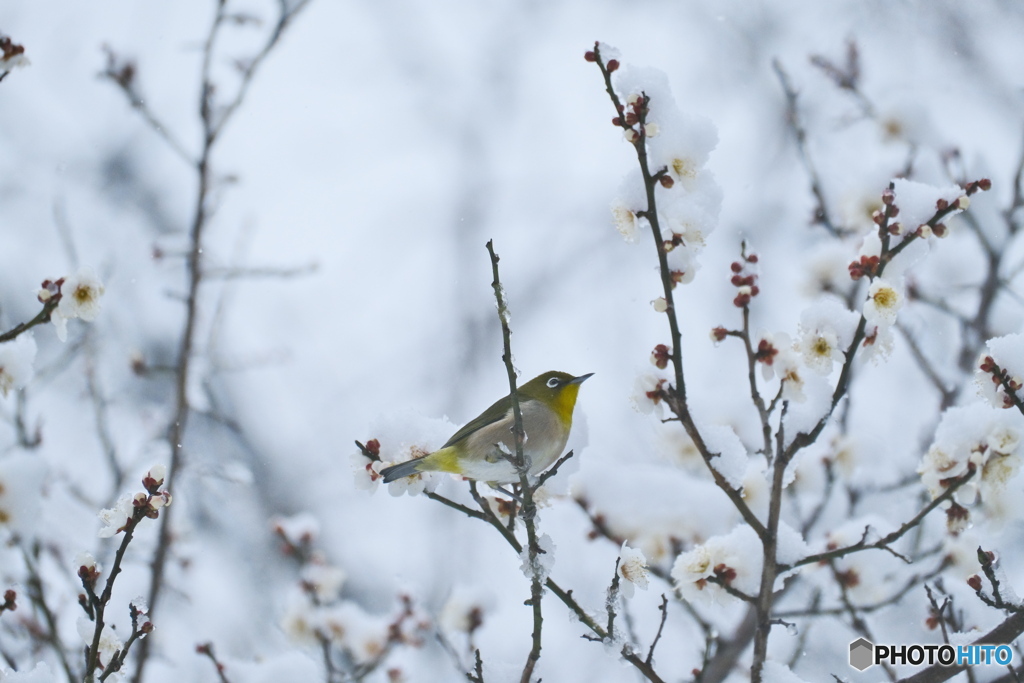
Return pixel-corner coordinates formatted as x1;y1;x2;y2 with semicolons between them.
873;287;897;309
812;336;832;357
672;157;696;180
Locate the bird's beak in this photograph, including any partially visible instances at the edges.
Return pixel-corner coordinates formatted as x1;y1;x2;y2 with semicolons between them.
569;373;594;384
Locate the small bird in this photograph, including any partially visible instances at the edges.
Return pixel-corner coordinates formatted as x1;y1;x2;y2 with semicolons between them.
380;371;593;485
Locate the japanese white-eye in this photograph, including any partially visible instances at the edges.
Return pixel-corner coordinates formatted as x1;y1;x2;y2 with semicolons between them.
380;371;593;485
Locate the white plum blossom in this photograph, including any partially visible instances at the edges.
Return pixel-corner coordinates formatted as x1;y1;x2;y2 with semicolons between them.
798;327;844;375
918;404;1024;527
97;495;134;538
671;524;761;605
617;543;649;598
52;268;105;342
351;452;384;492
863;279;903;327
439;586;493;634
631;373;667;416
59;268;105;321
77;617;123;668
795;298;858;375
0;333;36;397
611;202;640;242
860;324;896;363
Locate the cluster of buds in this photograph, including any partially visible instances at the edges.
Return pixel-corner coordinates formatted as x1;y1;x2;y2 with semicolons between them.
967;548;998;593
138;466;172;519
848;255;880;281
1;589;15;614
873;187;905;236
584;46;619;73
979;355;1021;409
615;93;651;145
357;438;384;484
964;178;992;196
729;251;759;308
37;277;64;304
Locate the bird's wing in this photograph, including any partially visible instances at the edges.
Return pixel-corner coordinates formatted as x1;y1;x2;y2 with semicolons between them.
442;395;537;449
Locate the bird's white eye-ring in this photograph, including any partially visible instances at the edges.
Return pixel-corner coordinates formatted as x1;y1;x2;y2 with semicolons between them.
546;377;560;388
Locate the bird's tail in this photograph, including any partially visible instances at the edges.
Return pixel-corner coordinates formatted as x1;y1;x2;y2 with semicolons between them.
380;457;426;483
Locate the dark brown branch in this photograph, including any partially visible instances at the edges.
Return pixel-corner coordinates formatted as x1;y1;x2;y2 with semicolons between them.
0;299;58;344
486;240;543;683
785;468;975;570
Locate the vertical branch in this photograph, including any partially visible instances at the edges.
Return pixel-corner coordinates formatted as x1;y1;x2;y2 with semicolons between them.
485;240;543;683
100;3;313;681
588;43;766;537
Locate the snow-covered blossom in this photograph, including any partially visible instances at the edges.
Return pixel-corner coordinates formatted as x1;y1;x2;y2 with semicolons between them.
918;404;1024;528
756;332;806;403
439;587;492;634
51;268;105;342
863;279;903;327
351;452;384;492
777;358;807;403
617;543;649;598
77;617;123;668
0;455;46;536
59;268;105;321
631;373;667;416
611;202;639;242
301;563;347;603
798;327;843;375
0;334;36;397
97;495;134;538
794;299;858;375
671;524;761;605
0;38;28;77
75;551;101;576
860;324;895;363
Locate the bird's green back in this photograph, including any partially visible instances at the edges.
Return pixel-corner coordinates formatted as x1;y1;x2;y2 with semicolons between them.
441;394;517;449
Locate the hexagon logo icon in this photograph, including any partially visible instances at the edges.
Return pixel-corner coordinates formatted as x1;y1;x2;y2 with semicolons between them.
849;638;874;671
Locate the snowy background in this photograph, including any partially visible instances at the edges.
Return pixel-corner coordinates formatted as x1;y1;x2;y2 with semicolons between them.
2;1;1024;681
